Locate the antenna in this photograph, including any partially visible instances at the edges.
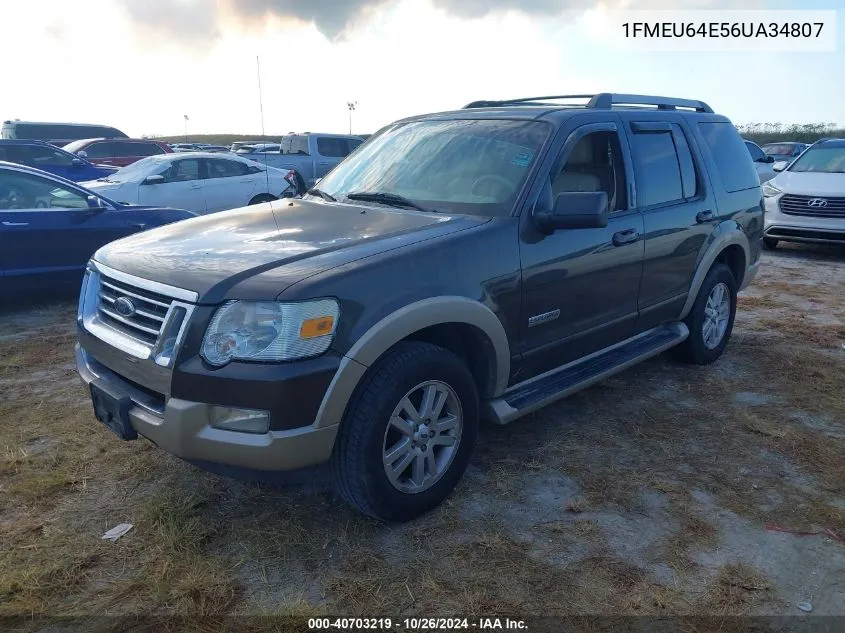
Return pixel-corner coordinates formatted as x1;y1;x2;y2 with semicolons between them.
256;55;283;226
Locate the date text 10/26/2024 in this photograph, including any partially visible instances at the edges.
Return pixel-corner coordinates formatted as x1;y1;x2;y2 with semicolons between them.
308;618;528;631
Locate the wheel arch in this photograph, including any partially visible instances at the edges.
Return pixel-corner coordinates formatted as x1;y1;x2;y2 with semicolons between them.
679;222;749;321
314;297;511;428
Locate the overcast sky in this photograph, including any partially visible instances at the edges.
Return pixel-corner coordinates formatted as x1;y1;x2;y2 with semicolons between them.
4;0;842;138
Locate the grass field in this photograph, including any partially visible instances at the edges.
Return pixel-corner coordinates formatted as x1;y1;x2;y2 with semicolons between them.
1;245;844;631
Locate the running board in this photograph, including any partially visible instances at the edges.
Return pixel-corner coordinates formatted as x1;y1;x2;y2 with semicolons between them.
484;323;689;425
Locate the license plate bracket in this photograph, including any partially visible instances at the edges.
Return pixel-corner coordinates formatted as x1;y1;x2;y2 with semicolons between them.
89;381;137;441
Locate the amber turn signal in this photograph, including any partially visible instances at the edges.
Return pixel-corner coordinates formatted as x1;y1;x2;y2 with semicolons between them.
299;315;335;339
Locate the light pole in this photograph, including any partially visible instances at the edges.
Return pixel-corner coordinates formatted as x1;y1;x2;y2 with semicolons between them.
183;114;189;143
347;101;357;135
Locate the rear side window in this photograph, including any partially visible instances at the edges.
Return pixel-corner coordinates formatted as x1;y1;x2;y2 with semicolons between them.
318;137;361;158
698;122;759;192
629;126;683;207
85;142;113;159
117;142;164;158
279;135;310;156
207;158;249;178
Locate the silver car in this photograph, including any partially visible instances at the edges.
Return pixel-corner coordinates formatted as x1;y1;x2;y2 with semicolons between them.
762;138;845;249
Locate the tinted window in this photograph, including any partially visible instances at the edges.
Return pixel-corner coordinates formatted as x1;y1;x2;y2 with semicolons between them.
0;170;88;210
763;143;797;157
22;144;75;167
744;141;765;161
552;131;627;212
314;119;551;217
207;159;249;178
317;137;355;158
630;127;683;207
13;124;125;142
698;122;759;192
162;159;201;183
112;142;163;158
671;124;699;199
279;135;310;155
84;142;113;159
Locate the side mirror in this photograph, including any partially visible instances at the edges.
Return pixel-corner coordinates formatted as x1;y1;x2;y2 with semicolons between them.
143;174;165;185
763;155;775;163
86;195;106;210
535;191;609;233
71;158;85;168
772;161;788;173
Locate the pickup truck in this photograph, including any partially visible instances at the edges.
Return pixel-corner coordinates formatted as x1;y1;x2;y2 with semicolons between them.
239;133;364;187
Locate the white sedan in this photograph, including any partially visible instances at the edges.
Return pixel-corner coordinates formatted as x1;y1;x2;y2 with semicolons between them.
80;152;296;214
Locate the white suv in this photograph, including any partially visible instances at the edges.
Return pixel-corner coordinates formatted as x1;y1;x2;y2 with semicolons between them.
762;138;845;249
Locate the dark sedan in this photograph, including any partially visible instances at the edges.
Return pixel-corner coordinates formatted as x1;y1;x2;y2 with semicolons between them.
0;161;196;296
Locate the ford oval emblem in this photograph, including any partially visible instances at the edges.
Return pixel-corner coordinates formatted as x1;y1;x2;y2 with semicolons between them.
113;296;137;318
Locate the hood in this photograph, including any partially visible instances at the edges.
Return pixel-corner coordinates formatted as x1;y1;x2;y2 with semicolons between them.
92;198;486;303
771;170;845;196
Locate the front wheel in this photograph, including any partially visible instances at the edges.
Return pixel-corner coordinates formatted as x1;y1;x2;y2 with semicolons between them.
331;341;479;522
676;263;737;365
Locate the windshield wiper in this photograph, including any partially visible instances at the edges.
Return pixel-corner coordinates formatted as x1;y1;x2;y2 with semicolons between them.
307;188;336;202
346;191;436;213
97;178;115;183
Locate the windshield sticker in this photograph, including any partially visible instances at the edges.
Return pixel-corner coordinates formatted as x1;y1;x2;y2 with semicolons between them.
511;151;533;168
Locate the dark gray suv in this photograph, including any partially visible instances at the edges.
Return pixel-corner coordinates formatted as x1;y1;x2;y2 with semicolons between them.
75;93;763;522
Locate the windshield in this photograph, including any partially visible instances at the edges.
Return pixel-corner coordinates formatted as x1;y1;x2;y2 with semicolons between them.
764;144;798;156
312;119;551;217
787;144;845;173
107;156;166;182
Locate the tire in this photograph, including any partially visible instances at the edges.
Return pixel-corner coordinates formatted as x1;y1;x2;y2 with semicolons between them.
331;341;479;522
248;193;276;205
762;237;778;250
676;263;737;365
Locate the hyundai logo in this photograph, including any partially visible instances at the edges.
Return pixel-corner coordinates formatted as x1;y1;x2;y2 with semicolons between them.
113;297;137;318
807;198;829;208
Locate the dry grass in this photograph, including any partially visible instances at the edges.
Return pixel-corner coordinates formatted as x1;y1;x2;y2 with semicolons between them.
697;564;772;614
2;251;845;621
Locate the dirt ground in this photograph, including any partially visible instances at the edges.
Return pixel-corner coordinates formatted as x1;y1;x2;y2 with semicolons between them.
1;243;844;630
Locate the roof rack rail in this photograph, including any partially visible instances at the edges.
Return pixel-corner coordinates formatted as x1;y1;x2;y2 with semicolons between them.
462;93;714;114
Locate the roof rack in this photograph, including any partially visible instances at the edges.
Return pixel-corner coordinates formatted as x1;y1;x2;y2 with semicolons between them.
462;93;714;114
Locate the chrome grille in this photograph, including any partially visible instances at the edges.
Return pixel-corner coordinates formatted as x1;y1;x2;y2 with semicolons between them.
96;274;175;345
779;194;845;218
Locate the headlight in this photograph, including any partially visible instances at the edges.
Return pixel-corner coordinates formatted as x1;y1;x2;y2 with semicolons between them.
201;299;339;366
761;182;782;198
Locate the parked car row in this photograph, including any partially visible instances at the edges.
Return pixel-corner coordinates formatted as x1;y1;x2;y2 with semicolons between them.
0;161;195;295
82;152;298;215
235;132;365;187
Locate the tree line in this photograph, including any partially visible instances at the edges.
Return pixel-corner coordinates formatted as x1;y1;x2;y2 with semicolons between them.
736;122;844;145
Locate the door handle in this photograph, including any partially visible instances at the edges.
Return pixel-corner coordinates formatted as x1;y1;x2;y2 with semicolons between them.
2;221;29;227
190;184;202;189
696;210;715;223
612;228;640;247
130;222;146;230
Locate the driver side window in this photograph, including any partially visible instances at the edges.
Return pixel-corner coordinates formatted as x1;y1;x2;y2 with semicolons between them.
551;131;628;213
0;171;88;210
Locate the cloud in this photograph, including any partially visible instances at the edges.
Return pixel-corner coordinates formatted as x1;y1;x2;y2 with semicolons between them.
114;0;760;44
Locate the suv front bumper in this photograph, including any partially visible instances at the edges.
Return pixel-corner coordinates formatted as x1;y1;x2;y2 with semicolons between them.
76;344;340;471
765;196;845;244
